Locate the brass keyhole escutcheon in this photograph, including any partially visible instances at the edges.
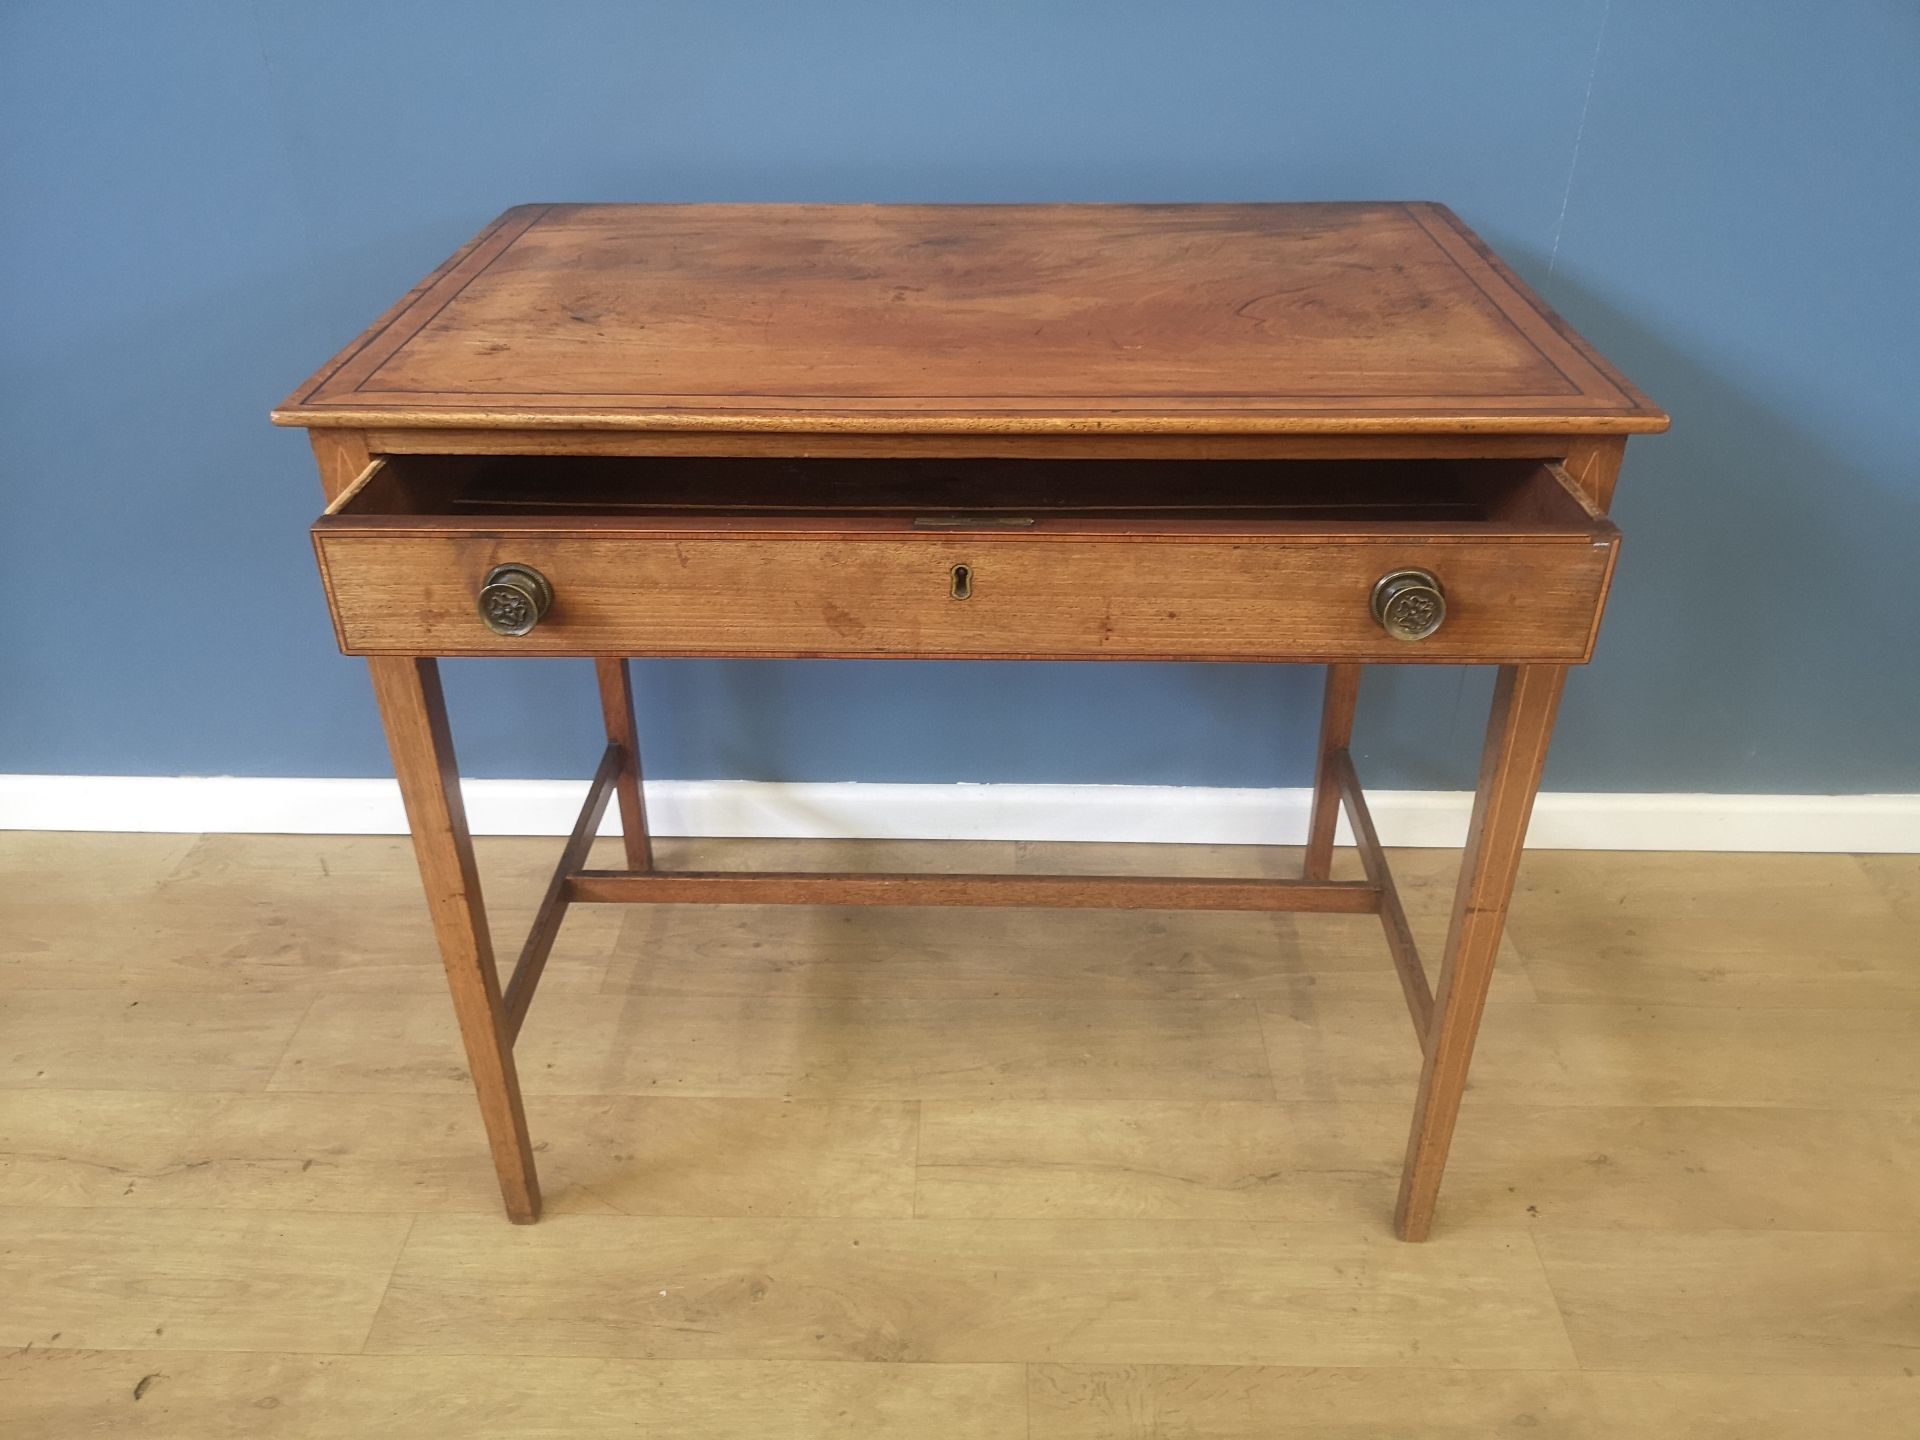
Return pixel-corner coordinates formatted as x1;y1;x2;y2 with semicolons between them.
1370;568;1446;641
950;563;973;600
477;563;554;636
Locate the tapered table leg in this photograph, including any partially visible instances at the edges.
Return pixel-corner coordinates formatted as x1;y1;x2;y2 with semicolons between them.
594;658;653;871
1395;664;1566;1242
367;655;541;1222
1303;664;1362;880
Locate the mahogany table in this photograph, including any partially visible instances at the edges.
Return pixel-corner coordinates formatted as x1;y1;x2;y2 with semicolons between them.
275;203;1665;1240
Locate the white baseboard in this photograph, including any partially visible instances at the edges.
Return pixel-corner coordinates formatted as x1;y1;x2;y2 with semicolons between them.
1;775;1915;852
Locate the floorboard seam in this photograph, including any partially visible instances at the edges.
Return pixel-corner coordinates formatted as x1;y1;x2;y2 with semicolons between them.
259;993;323;1093
910;1099;925;1219
360;1214;417;1356
1526;1226;1586;1370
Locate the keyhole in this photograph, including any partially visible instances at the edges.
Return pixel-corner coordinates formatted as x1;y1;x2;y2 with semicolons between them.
950;563;972;600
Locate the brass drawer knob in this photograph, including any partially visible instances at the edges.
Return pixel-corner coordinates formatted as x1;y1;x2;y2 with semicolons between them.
1371;568;1446;641
477;564;553;636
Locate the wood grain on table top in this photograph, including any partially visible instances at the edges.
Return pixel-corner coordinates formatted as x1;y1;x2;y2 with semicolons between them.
274;203;1666;436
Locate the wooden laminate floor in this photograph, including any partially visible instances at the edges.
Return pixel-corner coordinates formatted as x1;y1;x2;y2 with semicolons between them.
2;831;1916;1437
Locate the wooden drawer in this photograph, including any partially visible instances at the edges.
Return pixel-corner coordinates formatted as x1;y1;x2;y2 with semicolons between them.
312;456;1619;663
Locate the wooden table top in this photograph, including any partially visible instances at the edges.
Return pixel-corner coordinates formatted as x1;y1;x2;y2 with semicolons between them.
275;203;1664;437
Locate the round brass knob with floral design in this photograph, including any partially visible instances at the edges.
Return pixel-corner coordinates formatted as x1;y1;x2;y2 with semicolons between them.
476;564;553;637
1370;568;1446;642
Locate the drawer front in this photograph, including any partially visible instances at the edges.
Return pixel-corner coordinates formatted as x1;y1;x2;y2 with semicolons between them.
314;529;1617;662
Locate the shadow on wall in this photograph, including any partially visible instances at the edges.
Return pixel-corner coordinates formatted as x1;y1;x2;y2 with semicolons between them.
669;656;1334;792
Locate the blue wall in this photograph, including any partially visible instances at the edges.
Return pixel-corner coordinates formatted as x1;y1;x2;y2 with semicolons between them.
4;1;1916;793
